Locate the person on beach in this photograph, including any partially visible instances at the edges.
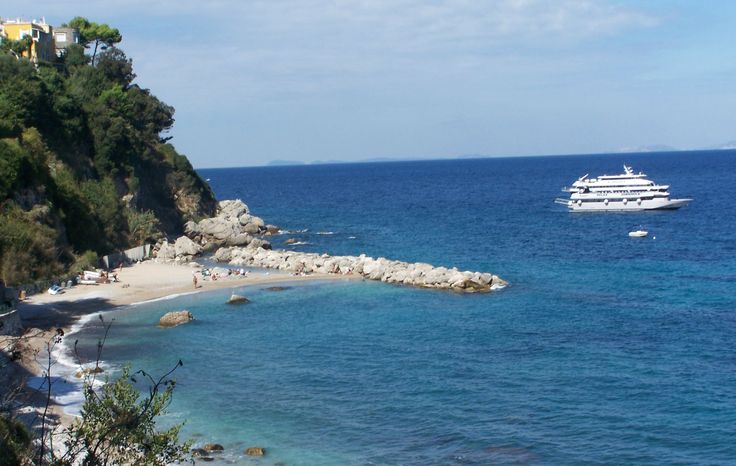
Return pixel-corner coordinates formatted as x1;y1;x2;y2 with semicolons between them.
192;272;198;289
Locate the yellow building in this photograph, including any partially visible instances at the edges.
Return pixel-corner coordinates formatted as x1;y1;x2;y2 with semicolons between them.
1;18;55;62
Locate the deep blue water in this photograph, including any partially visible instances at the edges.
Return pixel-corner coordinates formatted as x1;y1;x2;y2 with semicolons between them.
74;151;736;465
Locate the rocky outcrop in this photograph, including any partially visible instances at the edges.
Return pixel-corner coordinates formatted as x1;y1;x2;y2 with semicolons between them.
184;200;273;249
159;310;194;328
154;237;203;263
218;248;507;293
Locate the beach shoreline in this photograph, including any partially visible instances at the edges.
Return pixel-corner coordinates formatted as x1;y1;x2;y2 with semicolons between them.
1;259;359;442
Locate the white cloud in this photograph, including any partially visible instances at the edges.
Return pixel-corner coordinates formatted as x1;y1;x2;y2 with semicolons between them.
116;0;657;98
3;0;670;165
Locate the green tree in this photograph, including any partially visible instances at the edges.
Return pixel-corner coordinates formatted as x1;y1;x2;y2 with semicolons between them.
65;17;123;64
96;48;136;88
0;35;33;60
63;43;89;68
0;140;23;198
0;56;44;137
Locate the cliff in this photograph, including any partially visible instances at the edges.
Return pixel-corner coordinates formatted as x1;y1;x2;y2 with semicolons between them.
0;44;217;285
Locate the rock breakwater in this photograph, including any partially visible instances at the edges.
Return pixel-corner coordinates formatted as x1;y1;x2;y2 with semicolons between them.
215;247;507;293
151;199;507;292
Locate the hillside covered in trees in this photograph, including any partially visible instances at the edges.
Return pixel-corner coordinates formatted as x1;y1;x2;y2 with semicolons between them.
0;18;217;285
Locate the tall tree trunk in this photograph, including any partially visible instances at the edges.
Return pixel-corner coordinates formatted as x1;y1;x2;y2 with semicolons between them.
92;40;100;65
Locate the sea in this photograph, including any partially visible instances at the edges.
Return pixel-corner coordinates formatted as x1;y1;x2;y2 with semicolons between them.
65;150;736;465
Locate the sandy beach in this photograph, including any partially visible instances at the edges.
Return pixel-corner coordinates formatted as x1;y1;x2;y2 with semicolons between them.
18;260;350;329
1;260;357;441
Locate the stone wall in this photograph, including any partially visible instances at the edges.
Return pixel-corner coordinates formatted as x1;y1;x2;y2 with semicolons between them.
102;243;153;269
0;310;23;336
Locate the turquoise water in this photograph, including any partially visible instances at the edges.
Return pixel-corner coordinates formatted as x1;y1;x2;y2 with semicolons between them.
72;151;736;464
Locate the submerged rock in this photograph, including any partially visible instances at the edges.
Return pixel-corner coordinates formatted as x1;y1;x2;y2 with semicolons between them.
159;310;194;328
226;294;249;305
265;286;290;292
74;366;104;378
203;443;224;452
245;447;265;456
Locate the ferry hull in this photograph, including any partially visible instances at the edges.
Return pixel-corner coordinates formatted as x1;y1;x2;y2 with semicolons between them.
561;198;691;212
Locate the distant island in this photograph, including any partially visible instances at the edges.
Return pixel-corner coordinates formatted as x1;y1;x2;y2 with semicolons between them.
263;144;736;167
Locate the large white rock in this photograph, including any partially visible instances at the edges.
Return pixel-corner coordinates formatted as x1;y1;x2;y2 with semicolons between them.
157;242;176;261
228;233;253;246
214;247;233;262
175;235;202;257
159;310;194;327
219;199;249;218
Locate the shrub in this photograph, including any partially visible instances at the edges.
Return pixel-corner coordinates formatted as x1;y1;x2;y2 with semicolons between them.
71;250;99;275
0;414;32;465
125;208;162;245
0;204;62;285
59;364;191;465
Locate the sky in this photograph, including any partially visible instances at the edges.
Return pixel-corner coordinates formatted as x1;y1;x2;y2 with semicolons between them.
3;1;736;167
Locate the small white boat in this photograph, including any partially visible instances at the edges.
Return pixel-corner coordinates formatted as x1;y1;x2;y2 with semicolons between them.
628;230;648;237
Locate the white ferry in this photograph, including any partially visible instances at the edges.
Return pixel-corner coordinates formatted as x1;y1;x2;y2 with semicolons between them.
555;165;691;212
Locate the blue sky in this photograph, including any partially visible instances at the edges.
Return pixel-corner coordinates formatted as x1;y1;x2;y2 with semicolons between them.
4;1;735;167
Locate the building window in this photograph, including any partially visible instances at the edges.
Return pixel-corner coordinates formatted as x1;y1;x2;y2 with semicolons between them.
55;33;67;42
